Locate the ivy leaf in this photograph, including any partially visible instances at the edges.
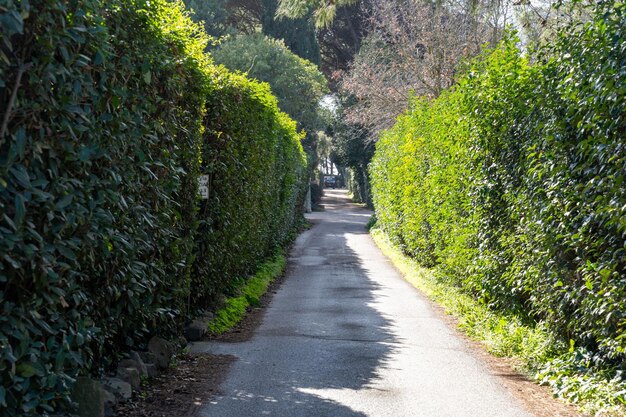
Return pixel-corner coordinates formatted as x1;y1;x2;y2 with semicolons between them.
94;50;104;65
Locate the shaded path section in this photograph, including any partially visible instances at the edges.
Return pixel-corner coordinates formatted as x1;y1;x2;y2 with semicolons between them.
191;190;534;417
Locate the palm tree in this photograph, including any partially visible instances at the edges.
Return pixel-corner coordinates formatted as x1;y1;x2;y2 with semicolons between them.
277;0;358;27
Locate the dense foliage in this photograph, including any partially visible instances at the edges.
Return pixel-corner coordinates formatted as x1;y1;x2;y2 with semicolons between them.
371;0;625;380
183;0;320;64
261;0;321;65
0;0;306;414
192;69;307;306
212;32;328;179
183;0;233;38
277;0;358;27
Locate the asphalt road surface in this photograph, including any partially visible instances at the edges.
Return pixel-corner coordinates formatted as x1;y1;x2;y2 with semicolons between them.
192;189;534;417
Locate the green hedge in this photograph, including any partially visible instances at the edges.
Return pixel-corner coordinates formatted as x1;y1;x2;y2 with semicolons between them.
371;0;625;372
0;0;306;415
192;68;307;306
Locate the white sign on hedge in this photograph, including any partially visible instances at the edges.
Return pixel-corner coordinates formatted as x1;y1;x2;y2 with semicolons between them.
198;175;209;200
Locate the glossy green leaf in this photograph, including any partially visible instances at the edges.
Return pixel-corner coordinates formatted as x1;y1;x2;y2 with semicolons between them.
14;194;25;225
55;195;73;210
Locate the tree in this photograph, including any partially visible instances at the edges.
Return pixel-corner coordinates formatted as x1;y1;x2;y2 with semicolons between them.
328;96;376;205
212;33;329;135
513;0;593;53
261;0;321;64
184;0;234;37
340;0;511;135
277;0;359;27
316;0;370;86
212;33;331;186
183;0;321;63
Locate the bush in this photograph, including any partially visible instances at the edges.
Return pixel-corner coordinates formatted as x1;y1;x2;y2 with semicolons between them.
0;0;306;414
371;0;625;378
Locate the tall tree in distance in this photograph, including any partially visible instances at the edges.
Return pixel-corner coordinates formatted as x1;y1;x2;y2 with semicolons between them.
184;0;233;37
212;33;329;135
340;0;511;136
316;0;370;87
262;0;321;64
183;0;321;64
277;0;358;27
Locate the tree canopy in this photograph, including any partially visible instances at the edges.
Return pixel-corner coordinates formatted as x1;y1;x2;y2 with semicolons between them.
184;0;321;64
277;0;358;27
212;33;329;134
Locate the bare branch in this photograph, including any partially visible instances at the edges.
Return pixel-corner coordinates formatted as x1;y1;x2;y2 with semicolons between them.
340;0;503;136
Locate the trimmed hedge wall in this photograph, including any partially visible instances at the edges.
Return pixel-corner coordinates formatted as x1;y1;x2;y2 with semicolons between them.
192;68;307;306
371;1;625;371
0;0;306;415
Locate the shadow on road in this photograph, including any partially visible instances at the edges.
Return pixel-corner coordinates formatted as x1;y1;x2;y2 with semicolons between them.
195;190;400;417
193;189;541;417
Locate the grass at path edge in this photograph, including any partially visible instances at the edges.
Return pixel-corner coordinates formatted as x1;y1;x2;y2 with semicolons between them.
370;228;626;417
207;253;286;335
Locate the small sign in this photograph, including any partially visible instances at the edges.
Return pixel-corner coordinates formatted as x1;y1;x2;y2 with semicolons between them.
198;175;209;186
198;175;209;200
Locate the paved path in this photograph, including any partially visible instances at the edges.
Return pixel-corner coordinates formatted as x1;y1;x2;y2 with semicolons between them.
192;190;534;417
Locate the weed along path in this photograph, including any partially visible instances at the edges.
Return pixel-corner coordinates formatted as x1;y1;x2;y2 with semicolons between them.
191;190;536;417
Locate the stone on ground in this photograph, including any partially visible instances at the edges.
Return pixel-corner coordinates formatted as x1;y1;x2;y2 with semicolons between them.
71;376;105;417
148;336;175;370
102;377;132;402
